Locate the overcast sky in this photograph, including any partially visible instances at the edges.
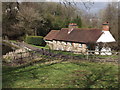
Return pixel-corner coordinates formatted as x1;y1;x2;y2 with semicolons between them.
77;2;109;14
46;0;118;14
16;0;118;14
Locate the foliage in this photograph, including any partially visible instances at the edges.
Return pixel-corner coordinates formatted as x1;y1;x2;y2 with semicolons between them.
25;36;46;46
3;61;118;88
2;2;82;39
70;16;82;28
2;2;24;39
16;4;46;36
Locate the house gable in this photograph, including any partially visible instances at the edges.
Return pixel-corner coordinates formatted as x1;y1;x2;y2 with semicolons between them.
97;31;116;43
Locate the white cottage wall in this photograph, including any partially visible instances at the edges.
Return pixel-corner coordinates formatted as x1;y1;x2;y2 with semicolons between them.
46;40;87;53
97;31;116;43
96;31;116;55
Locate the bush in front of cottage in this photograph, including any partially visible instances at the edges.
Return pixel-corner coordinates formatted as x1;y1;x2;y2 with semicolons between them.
26;36;46;46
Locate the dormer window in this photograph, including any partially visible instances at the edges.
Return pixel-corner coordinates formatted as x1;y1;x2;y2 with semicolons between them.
68;28;73;34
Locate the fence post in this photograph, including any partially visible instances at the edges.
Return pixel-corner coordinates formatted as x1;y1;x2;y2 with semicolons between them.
49;48;51;56
86;50;89;60
13;52;15;60
20;52;22;60
31;51;34;60
42;48;44;55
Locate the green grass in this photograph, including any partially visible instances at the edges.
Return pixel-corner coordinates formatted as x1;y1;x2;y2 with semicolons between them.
3;61;119;88
31;45;86;58
9;40;17;43
2;40;20;49
31;44;50;49
95;54;119;59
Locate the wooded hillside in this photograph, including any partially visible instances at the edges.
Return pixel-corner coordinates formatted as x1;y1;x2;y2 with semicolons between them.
2;2;119;46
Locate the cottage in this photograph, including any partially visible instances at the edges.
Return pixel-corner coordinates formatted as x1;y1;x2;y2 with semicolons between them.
44;22;116;55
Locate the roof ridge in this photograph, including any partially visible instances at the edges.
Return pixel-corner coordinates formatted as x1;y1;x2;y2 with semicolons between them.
51;30;60;31
61;28;101;30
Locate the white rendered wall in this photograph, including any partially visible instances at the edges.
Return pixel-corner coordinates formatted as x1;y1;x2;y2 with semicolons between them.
97;31;116;43
95;46;112;55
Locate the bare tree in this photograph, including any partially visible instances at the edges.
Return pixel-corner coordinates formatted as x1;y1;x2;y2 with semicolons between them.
99;2;118;42
15;3;46;36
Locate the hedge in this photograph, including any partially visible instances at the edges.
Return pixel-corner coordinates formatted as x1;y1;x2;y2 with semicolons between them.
26;36;46;46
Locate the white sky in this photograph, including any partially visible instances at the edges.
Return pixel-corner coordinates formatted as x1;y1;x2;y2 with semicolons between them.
47;0;119;2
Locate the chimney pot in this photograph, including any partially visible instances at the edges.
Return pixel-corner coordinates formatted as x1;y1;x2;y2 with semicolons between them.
102;22;109;31
68;23;78;28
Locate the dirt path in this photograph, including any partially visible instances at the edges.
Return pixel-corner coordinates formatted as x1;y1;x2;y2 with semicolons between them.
3;40;41;51
17;42;42;51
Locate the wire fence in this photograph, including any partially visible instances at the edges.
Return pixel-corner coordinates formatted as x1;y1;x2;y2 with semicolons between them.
3;48;120;66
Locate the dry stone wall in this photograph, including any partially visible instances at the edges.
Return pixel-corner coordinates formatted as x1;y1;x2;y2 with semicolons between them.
3;47;31;62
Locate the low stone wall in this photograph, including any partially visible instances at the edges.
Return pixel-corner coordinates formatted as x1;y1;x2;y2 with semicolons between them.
3;48;31;62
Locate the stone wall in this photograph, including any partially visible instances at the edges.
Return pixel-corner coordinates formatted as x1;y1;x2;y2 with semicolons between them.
3;47;31;62
46;40;87;53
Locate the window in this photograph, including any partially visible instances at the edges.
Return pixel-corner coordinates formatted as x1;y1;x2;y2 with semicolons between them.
79;44;82;48
62;42;66;45
66;42;67;45
67;42;72;46
53;40;56;43
72;43;74;46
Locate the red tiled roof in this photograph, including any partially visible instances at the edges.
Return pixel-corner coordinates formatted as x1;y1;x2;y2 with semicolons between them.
67;29;102;43
44;30;59;40
44;28;103;43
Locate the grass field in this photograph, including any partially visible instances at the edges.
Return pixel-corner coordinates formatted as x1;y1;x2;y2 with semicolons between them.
3;61;118;88
31;44;50;49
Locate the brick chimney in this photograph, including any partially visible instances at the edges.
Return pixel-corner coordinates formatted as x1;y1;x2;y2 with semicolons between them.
68;23;78;29
102;22;109;31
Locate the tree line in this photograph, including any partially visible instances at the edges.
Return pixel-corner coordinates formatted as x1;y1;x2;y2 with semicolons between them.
2;2;120;46
2;2;82;40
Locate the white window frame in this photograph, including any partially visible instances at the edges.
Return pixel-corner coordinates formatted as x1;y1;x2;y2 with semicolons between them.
79;44;82;48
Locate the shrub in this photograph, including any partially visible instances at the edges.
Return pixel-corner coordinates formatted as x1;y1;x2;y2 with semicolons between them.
26;36;46;46
18;35;26;41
